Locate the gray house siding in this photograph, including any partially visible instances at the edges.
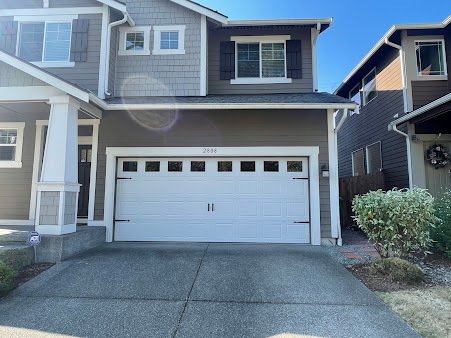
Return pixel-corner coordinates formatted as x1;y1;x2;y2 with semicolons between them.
0;106;49;220
208;27;313;95
94;109;332;238
337;49;409;189
0;0;99;9
411;80;449;110
0;13;102;94
112;0;201;97
0;61;47;86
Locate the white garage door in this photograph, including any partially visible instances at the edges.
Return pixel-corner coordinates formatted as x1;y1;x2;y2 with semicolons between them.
114;157;310;243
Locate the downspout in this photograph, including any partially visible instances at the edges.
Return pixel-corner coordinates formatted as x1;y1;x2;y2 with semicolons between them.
389;123;413;188
104;12;133;97
333;108;349;246
384;37;409;113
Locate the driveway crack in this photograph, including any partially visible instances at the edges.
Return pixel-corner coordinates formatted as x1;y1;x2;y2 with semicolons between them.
171;244;209;338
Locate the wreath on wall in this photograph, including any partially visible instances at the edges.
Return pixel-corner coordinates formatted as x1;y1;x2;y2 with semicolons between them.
425;144;450;169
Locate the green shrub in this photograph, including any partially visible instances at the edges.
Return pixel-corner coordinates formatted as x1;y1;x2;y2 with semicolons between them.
352;188;435;258
371;258;424;284
0;261;17;296
431;190;451;258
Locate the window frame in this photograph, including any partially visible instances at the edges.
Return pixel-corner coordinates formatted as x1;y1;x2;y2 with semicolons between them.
362;68;378;106
351;148;365;177
415;39;448;77
348;83;361;115
0;123;25;169
230;35;292;85
153;25;185;55
118;26;151;56
17;20;74;68
365;141;383;175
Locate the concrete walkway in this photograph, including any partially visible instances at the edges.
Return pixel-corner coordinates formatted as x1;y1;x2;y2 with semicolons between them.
0;243;419;338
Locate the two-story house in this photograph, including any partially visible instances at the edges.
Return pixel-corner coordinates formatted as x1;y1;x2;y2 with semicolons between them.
335;15;451;197
0;0;354;246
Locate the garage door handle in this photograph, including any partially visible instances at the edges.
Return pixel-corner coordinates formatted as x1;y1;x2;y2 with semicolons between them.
208;203;210;212
212;203;215;212
116;219;130;222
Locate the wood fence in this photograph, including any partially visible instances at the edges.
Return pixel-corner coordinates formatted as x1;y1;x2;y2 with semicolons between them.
339;172;385;228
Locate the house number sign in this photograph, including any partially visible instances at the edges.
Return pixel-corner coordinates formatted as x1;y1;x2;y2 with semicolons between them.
202;147;218;154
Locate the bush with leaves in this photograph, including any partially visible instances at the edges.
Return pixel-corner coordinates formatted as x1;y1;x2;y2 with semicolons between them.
431;189;451;258
0;261;17;296
371;258;424;284
352;188;435;258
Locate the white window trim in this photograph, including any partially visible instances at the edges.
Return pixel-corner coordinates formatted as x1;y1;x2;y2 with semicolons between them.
153;25;186;55
349;83;361;115
362;67;378;106
230;35;292;85
414;39;448;77
351;148;365;177
16;20;74;68
118;26;151;56
0;122;25;169
365;141;382;175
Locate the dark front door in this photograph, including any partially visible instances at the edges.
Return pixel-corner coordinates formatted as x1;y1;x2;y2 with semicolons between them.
78;145;92;218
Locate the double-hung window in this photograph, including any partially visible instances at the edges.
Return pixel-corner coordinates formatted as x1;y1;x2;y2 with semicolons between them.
362;68;377;105
349;84;361;115
153;25;185;55
232;36;291;84
0;123;25;168
415;40;447;76
18;22;73;66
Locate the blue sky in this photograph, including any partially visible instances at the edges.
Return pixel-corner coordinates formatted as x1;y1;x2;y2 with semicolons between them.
199;0;450;92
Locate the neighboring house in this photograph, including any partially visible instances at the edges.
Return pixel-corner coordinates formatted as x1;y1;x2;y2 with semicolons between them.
0;0;354;246
335;15;451;196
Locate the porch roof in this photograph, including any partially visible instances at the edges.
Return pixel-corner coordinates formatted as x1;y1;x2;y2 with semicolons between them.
99;92;355;110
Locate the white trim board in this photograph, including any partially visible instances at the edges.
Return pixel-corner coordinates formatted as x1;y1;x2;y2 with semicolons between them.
327;110;341;243
0;7;104;16
168;0;227;24
200;15;207;96
0;86;63;102
103;146;322;245
0;220;34;226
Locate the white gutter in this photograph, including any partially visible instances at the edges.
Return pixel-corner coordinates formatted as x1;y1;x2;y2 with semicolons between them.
226;18;332;27
334;108;349;133
89;95;356;111
390;124;413;188
104;11;134;97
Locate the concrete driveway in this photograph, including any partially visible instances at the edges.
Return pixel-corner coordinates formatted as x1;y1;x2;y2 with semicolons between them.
0;243;419;338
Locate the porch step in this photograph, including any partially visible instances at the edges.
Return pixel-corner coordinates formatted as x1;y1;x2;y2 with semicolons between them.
0;226;33;243
0;244;34;270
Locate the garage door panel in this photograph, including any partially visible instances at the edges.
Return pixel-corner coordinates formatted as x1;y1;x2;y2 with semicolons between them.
114;157;311;244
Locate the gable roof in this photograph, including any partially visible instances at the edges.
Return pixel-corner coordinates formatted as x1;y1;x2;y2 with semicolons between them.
335;15;451;96
0;50;90;102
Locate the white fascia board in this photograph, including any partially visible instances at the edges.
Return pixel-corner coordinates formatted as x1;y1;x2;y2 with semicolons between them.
0;51;89;102
335;20;448;95
0;7;104;16
0;86;63;101
227;18;332;28
95;0;126;13
169;0;228;24
90;100;357;111
389;92;451;130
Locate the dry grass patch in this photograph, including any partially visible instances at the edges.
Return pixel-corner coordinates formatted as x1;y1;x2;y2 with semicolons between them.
378;286;451;338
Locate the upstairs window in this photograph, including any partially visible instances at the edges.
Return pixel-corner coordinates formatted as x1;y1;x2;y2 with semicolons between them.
362;68;377;105
415;40;447;76
18;22;72;65
349;84;361;114
153;25;185;55
352;148;365;177
118;26;151;56
231;35;292;85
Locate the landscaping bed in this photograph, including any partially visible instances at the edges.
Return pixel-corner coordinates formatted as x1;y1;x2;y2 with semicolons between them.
0;262;53;297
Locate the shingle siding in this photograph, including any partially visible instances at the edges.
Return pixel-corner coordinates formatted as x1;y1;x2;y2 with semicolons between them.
208;27;313;95
0;61;47;87
94;109;333;238
337;49;409;189
112;0;201;97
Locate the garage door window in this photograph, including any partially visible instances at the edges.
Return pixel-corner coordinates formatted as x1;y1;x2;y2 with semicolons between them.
287;161;303;172
123;161;138;172
264;161;279;172
191;161;206;172
218;161;232;172
168;161;183;172
145;161;160;172
241;161;255;172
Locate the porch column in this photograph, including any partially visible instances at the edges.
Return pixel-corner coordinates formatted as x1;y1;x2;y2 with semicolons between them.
35;95;80;235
